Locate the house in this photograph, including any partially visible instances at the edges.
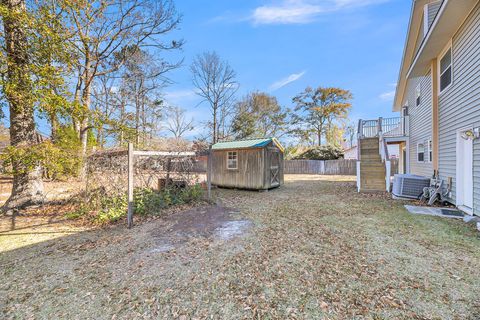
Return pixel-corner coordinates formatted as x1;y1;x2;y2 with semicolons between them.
357;0;480;216
343;146;358;160
210;138;284;190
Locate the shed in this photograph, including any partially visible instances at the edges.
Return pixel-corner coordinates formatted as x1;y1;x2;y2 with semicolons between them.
210;138;284;190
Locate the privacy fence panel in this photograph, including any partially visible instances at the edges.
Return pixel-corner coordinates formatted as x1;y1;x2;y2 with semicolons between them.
283;160;326;174
324;159;357;175
284;159;399;176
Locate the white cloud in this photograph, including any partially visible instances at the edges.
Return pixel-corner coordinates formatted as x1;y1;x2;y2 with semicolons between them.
163;89;199;106
164;89;196;100
250;0;389;25
379;82;397;101
269;71;306;91
379;90;395;101
253;2;323;25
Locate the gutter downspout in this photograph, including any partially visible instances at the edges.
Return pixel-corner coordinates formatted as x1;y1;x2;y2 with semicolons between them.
431;58;440;173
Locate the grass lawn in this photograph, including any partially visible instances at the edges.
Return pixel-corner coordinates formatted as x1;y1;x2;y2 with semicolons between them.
1;175;479;319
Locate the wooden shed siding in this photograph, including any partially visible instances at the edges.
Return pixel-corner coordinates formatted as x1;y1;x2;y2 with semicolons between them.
211;149;265;189
406;71;434;178
438;2;480;213
210;141;284;190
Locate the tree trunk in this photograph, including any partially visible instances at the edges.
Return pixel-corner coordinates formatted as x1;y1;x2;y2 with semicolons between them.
212;103;217;144
135;90;140;147
141;93;146;146
79;83;90;157
119;98;125;146
2;0;44;212
78;49;91;160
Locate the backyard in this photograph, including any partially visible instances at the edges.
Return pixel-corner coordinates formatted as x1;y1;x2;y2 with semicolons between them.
1;175;479;319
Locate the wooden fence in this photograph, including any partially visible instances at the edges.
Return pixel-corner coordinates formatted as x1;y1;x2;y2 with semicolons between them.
284;159;399;176
194;157;399;176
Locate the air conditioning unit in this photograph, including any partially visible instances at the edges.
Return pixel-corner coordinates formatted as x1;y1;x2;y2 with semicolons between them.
392;174;431;199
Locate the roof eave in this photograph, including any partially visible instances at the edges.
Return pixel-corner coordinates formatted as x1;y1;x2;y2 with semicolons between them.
393;1;420;112
406;0;477;79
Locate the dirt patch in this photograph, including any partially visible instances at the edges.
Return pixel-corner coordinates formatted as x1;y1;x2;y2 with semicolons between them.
150;205;251;253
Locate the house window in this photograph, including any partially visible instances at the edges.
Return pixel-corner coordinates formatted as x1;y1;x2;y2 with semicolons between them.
416;84;421;106
439;46;452;93
227;151;238;169
417;143;425;162
427;140;433;162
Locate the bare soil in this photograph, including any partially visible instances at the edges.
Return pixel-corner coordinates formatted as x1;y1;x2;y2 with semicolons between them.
150;205;251;252
1;175;479;319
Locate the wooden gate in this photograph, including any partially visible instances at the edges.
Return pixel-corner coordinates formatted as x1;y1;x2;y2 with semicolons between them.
271;151;280;186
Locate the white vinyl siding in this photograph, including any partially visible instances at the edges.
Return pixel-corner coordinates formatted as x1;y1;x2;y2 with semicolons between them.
438;2;480;214
427;1;442;30
406;71;433;177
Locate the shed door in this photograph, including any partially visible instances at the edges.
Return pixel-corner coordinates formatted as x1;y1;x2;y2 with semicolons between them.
270;151;280;186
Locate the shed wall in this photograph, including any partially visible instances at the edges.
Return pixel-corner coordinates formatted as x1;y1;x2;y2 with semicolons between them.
211;148;266;189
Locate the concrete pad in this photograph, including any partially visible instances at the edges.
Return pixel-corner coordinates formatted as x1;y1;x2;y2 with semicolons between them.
404;205;465;219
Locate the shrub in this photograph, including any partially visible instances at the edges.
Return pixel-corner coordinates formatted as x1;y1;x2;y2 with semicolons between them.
66;184;205;224
134;188;169;216
293;145;344;160
179;184;204;203
96;194;129;223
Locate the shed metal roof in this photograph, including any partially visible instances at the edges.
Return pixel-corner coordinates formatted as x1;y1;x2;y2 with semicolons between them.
212;138;284;152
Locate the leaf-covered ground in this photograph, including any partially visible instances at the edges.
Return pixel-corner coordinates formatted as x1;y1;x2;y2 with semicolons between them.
1;175;479;319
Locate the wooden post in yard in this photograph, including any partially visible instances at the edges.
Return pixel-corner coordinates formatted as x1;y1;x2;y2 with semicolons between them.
165;158;172;189
207;145;212;200
127;142;134;229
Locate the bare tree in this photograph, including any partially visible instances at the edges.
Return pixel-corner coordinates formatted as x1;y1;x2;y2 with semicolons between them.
92;74;117;148
344;122;357;148
120;47;168;147
190;51;238;143
163;106;194;138
63;0;183;157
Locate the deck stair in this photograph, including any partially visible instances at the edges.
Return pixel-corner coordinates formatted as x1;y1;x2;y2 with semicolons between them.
358;137;386;192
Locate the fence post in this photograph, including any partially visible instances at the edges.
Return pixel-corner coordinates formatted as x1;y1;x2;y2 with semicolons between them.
207;145;212;200
378;117;383;136
357;119;363;139
127;143;134;229
165;158;172;189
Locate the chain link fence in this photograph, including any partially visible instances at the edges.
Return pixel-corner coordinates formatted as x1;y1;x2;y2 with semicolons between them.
83;145;208;226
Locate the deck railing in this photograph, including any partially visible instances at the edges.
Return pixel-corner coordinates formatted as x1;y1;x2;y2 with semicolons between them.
357;116;409;139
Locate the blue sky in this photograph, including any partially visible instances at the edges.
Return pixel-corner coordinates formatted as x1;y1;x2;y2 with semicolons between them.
164;0;410;138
